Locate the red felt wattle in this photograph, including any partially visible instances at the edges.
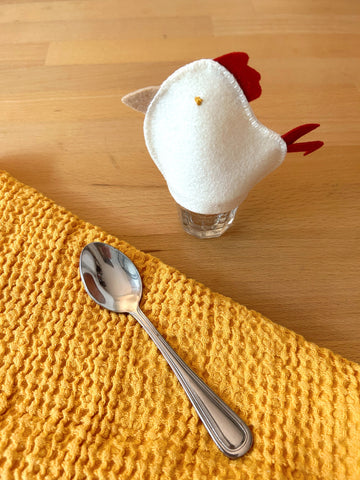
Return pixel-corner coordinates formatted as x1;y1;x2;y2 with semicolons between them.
286;141;324;156
214;52;262;102
281;123;320;145
281;123;324;155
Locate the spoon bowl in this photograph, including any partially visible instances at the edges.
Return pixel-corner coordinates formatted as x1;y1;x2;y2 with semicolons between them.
80;242;141;313
80;242;253;459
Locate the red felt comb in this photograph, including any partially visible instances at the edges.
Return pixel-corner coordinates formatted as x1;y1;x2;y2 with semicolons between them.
214;52;262;102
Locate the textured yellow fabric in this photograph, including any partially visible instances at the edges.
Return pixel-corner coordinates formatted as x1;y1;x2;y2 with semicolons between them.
0;170;359;480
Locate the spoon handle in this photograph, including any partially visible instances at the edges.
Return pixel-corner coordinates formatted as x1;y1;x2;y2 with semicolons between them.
132;307;253;459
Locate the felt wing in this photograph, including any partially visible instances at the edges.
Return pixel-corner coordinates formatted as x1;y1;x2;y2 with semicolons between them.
122;86;159;114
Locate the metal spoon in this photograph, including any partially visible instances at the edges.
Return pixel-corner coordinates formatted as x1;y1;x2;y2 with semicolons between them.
79;242;253;458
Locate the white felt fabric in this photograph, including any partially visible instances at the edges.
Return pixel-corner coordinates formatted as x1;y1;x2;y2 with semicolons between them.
144;59;287;214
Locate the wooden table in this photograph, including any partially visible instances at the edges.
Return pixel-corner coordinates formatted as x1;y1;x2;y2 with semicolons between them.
0;0;359;363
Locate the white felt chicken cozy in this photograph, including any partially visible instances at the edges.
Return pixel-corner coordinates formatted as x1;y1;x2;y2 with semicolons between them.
122;52;323;215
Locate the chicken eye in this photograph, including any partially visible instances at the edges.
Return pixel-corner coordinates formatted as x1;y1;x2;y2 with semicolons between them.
194;96;203;106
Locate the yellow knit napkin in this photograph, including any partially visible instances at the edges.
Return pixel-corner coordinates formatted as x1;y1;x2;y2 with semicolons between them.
0;170;359;480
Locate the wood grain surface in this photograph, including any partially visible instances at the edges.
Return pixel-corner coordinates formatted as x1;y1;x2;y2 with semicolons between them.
0;0;359;362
